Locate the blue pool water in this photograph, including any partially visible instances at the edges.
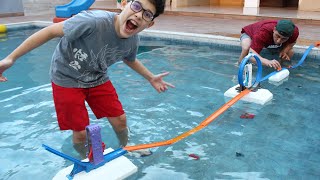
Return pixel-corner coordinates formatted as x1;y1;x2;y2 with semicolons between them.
0;27;320;180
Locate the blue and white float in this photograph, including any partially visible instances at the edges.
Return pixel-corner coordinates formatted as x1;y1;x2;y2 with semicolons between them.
224;53;273;105
225;43;318;105
44;124;137;180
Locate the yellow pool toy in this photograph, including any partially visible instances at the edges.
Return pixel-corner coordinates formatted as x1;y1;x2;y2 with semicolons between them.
0;24;7;33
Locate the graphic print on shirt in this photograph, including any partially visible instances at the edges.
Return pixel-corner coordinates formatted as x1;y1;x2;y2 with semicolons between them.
70;44;132;87
69;48;89;70
89;44;132;70
267;44;282;49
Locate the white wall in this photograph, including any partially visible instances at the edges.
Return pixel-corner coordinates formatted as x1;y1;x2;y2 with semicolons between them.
22;0;70;16
299;0;320;11
0;0;24;14
244;0;260;7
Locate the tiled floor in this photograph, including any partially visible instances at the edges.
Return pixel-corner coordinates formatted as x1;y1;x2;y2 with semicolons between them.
1;5;320;46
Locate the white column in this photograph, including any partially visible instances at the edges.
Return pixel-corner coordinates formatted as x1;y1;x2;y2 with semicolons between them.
244;0;260;8
243;0;260;15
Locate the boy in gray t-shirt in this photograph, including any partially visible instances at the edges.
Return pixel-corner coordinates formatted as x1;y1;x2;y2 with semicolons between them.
0;0;174;157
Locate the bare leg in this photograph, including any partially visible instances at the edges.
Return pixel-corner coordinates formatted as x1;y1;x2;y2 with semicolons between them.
115;127;128;147
72;130;87;158
108;114;152;157
107;114;128;147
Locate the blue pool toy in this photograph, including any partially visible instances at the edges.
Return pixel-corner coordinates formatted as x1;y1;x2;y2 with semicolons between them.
55;0;95;18
238;52;263;89
224;53;273;105
43;124;130;179
260;42;319;82
225;42;319;105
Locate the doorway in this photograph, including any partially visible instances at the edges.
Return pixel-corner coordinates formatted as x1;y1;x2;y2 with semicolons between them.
260;0;299;8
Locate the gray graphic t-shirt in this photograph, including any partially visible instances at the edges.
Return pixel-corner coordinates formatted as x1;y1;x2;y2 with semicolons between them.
50;10;139;88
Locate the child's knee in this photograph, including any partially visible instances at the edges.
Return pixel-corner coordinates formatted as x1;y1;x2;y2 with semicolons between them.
108;114;127;132
73;130;87;143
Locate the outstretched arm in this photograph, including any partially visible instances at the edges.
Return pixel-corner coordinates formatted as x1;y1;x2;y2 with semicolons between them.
123;59;175;93
0;22;64;82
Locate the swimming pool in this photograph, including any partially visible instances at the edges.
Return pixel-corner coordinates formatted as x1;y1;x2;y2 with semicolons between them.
0;24;319;180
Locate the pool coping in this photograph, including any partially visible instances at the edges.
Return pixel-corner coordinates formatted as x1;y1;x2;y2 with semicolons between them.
4;21;320;58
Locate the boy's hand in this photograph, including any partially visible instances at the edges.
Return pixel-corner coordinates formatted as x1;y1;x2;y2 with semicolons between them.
149;72;175;93
265;59;281;70
0;58;14;82
279;52;290;61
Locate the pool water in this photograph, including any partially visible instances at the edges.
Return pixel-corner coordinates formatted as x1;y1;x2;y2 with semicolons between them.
0;28;320;180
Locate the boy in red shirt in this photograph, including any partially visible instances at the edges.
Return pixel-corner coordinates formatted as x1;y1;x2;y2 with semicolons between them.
238;19;299;70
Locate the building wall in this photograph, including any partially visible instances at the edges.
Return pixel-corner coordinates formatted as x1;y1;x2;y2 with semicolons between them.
299;0;320;11
176;0;320;11
210;0;219;6
91;0;117;9
171;0;210;8
0;0;24;15
172;0;244;7
22;0;69;16
4;0;320;16
218;0;244;6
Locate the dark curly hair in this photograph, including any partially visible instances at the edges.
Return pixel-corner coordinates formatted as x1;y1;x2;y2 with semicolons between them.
127;0;166;19
148;0;166;18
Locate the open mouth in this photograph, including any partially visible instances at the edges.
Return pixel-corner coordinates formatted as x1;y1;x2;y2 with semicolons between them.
125;20;138;33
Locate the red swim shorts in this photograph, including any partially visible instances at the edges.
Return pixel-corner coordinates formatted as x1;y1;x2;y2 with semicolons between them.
52;81;125;131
